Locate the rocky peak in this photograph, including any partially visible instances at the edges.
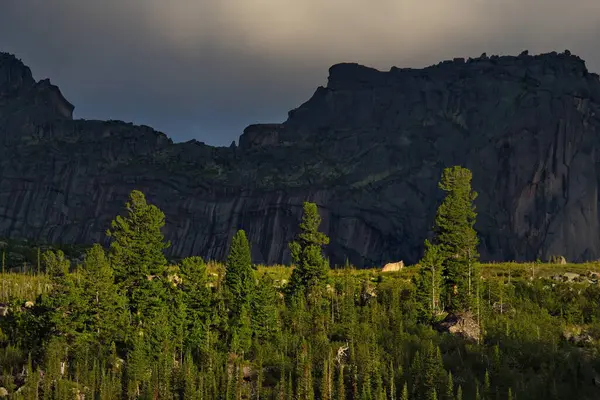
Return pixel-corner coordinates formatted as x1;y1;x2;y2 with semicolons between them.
33;78;74;120
238;123;283;150
0;52;35;98
0;53;74;142
325;51;596;91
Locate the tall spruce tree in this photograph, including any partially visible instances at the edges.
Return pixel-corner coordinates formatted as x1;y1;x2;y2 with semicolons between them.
287;202;330;301
106;190;172;348
251;273;280;341
179;256;211;353
414;240;444;322
225;230;255;356
433;166;479;312
106;190;170;285
40;250;85;344
80;244;127;351
225;230;255;313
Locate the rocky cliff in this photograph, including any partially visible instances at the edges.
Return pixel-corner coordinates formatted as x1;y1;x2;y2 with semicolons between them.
1;50;600;267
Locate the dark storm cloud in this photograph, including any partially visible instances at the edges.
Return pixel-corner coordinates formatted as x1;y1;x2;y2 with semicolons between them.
1;0;599;146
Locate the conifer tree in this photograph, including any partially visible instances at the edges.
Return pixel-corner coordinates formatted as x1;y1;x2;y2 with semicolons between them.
414;240;444;321
337;364;346;400
433;166;479;312
287;202;330;301
410;350;422;399
43;249;70;280
483;370;491;400
225;230;255;355
225;230;255;312
40;250;85;343
179;256;210;353
296;341;315;400
107;190;170;285
321;353;333;400
445;371;454;400
421;342;444;400
400;382;409;400
389;362;396;400
456;386;462;400
277;366;286;400
106;190;172;348
81;244;127;351
251;273;279;341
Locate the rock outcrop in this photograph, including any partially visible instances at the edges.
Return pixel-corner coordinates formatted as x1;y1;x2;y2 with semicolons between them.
435;312;481;342
1;51;600;267
382;261;404;272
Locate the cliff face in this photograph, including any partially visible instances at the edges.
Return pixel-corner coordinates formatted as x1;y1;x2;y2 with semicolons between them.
1;51;600;266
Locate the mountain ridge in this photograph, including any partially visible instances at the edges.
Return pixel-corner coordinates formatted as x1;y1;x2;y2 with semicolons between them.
1;50;599;267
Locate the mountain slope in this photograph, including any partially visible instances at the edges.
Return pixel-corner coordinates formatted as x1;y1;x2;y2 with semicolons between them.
1;50;599;266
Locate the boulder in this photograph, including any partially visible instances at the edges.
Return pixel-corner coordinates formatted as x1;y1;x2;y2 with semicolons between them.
564;272;581;282
382;261;404;272
435;312;480;343
549;255;567;264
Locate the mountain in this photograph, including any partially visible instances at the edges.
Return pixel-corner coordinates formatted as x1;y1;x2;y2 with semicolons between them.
1;50;599;267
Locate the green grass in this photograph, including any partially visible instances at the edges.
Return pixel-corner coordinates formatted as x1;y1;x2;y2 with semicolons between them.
1;261;599;303
0;272;50;303
478;261;600;280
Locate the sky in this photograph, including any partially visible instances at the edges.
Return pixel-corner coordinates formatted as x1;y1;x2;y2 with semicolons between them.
1;1;599;146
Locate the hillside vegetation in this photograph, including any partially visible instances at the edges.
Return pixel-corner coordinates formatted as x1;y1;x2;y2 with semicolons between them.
1;167;600;399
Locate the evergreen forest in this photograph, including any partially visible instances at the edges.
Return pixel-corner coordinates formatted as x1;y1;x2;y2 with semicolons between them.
2;166;600;399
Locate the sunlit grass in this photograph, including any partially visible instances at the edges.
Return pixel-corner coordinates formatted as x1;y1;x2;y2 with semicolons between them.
0;272;50;302
2;260;600;302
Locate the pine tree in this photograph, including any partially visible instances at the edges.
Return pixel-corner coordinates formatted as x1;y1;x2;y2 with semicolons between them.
225;230;255;316
251;273;279;341
421;342;444;400
179;256;210;353
277;366;286;400
256;348;264;400
400;382;409;400
410;350;422;399
446;371;454;400
106;190;172;348
484;370;491;400
43;249;70;279
126;335;151;399
81;244;128;350
232;304;252;356
389;362;396;400
107;190;170;285
337;364;346;400
433;166;479;312
414;240;444;321
296;341;314;400
287;202;330;301
321;353;332;400
456;386;462;400
40;250;85;344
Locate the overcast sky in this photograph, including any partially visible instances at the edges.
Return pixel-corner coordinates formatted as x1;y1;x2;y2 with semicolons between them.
1;1;599;146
